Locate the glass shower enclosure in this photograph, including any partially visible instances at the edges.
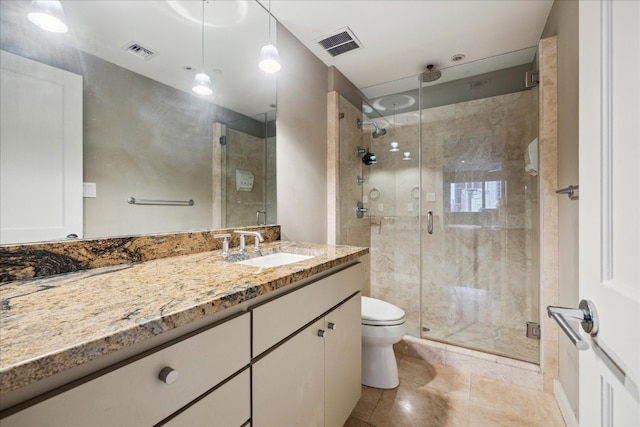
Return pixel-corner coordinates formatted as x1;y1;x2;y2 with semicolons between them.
361;49;540;363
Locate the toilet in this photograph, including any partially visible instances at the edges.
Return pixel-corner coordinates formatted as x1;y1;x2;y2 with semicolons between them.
361;296;407;389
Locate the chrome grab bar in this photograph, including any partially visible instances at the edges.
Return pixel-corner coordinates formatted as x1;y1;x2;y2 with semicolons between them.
128;197;194;206
547;299;598;350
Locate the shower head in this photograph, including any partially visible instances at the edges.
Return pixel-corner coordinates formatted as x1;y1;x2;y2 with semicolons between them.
372;127;387;138
356;118;387;138
419;64;441;83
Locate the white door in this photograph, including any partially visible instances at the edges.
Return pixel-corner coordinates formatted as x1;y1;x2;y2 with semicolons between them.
579;1;640;426
0;50;83;244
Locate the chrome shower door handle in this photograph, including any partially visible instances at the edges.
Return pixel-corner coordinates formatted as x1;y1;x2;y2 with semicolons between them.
547;299;599;350
427;210;433;234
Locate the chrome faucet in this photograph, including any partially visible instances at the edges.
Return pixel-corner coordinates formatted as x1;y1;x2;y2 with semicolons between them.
234;230;264;254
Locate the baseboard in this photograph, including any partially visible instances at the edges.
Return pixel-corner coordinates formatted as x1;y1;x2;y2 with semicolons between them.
554;380;578;427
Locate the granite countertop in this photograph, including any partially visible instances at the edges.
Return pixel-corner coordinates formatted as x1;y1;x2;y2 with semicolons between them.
0;241;368;394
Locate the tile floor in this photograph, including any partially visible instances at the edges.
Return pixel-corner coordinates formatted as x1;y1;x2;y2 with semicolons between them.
344;353;566;427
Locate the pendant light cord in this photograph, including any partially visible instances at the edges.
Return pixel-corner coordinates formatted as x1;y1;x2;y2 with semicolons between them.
201;0;205;71
268;0;272;44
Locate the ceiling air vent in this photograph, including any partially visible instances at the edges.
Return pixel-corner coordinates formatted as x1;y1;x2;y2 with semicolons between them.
316;27;362;57
467;79;491;90
122;41;158;60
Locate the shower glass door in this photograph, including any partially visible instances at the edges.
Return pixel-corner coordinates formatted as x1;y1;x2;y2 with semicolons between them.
419;63;540;362
222;110;276;228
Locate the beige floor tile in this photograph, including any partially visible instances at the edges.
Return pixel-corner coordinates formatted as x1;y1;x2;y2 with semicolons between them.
468;402;542;427
350;385;385;422
398;355;471;400
369;380;469;427
348;361;565;427
343;415;376;427
469;374;564;426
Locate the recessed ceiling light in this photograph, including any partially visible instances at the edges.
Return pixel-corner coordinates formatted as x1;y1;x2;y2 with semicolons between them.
450;54;466;62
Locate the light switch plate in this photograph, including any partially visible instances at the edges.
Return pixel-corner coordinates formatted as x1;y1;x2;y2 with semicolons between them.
83;182;96;198
426;192;436;202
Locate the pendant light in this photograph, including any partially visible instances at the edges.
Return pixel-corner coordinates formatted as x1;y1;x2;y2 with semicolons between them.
27;0;68;33
192;0;213;96
390;104;400;152
259;0;281;73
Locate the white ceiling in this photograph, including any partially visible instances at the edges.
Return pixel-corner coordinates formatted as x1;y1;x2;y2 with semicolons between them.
2;1;554;116
267;0;554;97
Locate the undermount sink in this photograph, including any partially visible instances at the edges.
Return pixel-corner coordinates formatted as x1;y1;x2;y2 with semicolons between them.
234;252;314;268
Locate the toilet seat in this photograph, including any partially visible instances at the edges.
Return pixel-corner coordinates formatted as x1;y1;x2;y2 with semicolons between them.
361;296;405;326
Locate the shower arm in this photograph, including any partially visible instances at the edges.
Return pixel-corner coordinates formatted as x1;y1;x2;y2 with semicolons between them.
356;118;381;131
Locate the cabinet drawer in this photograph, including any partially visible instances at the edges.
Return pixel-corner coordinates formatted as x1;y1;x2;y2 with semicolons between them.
2;312;250;427
252;263;363;356
162;369;250;427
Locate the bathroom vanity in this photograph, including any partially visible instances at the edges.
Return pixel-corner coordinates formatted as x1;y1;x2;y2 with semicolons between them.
0;240;367;426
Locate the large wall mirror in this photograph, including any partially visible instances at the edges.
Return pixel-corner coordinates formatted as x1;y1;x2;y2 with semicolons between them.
0;0;277;245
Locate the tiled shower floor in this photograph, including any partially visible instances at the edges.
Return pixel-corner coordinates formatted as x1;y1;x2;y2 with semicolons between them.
345;353;564;427
423;322;539;363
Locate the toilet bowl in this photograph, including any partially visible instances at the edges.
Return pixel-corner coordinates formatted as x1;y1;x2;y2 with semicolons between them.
361;296;406;389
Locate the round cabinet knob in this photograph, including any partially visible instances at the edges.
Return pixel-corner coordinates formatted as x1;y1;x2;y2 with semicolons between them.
327;322;336;330
317;329;325;338
159;367;179;385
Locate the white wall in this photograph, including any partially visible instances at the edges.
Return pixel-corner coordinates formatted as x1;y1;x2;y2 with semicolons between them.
276;25;330;243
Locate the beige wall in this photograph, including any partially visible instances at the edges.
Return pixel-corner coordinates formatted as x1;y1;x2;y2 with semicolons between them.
542;0;580;419
276;25;329;243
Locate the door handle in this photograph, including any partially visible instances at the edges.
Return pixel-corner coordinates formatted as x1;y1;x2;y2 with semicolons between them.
427;210;433;234
547;299;598;350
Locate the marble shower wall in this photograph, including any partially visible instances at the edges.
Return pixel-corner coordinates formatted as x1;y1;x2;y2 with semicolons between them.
364;115;422;336
368;90;539;361
222;127;276;228
327;92;371;295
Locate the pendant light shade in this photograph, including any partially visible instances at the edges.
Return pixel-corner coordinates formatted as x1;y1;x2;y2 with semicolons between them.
192;0;213;96
259;0;280;73
27;0;68;33
259;44;281;73
192;72;213;96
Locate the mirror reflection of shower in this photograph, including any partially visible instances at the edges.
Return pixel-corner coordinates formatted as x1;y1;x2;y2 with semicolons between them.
356;118;387;138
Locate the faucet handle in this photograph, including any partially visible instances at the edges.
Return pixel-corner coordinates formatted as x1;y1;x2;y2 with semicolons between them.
214;234;231;258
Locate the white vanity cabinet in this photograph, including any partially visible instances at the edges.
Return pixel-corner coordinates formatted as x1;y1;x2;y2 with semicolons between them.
1;260;365;427
252;263;363;427
324;295;361;427
162;369;250;427
1;312;251;427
